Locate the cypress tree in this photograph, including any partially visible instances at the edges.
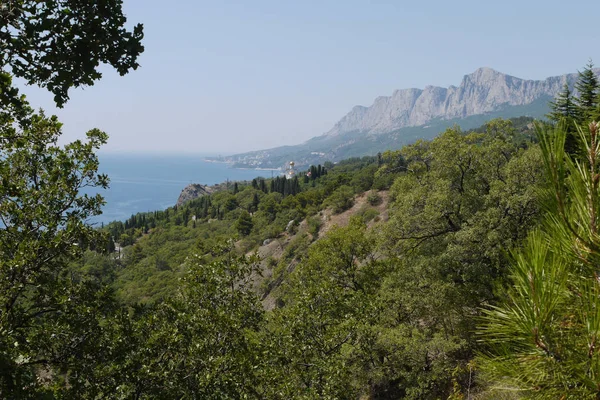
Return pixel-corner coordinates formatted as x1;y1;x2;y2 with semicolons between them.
107;237;116;253
283;178;290;197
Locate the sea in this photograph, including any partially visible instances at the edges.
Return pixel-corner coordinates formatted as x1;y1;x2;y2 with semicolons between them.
90;154;276;225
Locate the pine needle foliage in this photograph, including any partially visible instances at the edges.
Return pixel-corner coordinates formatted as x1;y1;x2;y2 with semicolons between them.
575;61;600;122
548;84;579;123
547;61;600;157
479;121;600;399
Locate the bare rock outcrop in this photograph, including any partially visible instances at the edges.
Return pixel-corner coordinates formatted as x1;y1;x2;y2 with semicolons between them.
325;67;599;137
176;184;214;207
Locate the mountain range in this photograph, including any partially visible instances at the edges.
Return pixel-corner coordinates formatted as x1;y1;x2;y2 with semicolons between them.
209;67;596;169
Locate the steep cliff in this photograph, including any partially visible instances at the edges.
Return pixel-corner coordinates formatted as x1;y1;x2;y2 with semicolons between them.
325;67;584;137
176;184;214;207
210;67;598;168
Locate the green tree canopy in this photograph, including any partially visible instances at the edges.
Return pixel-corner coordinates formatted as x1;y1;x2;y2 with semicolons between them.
372;120;545;397
110;246;265;399
264;218;381;398
0;0;144;396
235;210;253;236
480;121;600;398
575;61;599;122
548;84;579;123
0;108;112;396
0;0;144;107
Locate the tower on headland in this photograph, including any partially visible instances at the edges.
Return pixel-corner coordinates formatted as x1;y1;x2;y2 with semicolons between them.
285;161;296;180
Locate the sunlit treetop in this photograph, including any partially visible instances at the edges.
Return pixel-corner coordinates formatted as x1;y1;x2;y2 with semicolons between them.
0;0;144;107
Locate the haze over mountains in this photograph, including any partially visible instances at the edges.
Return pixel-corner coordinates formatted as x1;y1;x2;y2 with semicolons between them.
210;67;597;169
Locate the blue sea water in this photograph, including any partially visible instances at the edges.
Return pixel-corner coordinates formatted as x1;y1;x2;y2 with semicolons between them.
91;154;274;225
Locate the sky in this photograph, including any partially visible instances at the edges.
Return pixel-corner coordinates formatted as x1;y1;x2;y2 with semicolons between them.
16;0;600;154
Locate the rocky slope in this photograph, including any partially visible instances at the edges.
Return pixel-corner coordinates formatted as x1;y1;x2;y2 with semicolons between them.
252;190;390;310
326;67;584;137
210;67;598;168
176;184;214;206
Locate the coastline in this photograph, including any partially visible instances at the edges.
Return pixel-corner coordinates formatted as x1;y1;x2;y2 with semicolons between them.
93;156;274;224
238;167;282;171
203;158;281;171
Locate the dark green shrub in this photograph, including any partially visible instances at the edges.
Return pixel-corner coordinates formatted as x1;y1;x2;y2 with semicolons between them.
367;191;382;206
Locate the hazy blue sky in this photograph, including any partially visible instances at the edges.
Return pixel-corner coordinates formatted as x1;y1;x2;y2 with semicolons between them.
17;0;600;154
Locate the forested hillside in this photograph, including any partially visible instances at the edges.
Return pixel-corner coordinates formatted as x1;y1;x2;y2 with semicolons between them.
5;2;600;399
52;116;546;398
85;116;535;306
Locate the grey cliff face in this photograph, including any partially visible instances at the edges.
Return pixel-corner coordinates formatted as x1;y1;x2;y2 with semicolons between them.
176;184;213;207
213;66;600;170
326;67;594;137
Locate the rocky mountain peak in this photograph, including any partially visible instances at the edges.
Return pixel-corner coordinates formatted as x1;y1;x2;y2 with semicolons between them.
466;67;503;81
323;68;591;138
217;67;600;171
